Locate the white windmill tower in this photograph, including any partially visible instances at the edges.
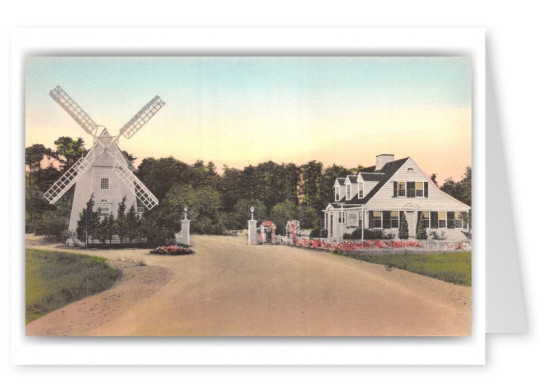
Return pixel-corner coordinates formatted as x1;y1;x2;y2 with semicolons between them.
43;86;165;234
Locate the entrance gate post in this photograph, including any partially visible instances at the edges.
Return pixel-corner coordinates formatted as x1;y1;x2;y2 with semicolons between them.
248;207;257;245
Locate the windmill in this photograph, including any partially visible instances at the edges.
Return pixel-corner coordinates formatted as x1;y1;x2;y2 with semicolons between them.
43;86;165;234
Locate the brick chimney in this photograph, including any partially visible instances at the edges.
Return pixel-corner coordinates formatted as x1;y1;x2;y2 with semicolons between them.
376;154;394;170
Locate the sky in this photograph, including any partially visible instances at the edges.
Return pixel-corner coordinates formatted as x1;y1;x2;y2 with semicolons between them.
25;57;471;181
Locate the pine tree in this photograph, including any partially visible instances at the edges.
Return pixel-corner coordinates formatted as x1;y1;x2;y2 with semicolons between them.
76;210;86;242
116;196;127;244
105;214;116;245
76;194;100;244
415;213;428;240
98;217;109;244
126;204;140;244
398;211;409;240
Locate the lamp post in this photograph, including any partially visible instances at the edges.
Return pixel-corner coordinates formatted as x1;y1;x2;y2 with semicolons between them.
250;206;254;221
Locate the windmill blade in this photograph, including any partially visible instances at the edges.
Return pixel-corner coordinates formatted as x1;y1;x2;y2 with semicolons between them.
118;96;165;140
112;163;159;210
49;86;99;136
43;156;93;204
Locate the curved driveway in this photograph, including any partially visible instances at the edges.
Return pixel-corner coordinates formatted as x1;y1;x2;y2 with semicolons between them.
27;234;471;336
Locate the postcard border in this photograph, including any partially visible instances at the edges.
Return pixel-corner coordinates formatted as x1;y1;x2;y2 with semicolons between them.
10;27;485;365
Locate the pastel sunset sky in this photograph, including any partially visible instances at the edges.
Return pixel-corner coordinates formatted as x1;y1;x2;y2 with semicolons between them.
25;57;471;181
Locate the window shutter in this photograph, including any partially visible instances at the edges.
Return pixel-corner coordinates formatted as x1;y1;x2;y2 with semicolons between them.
447;211;455;229
368;211;374;229
424;182;428;198
383;211;391;229
393;181;397;197
407;182;415;198
430;211;438;229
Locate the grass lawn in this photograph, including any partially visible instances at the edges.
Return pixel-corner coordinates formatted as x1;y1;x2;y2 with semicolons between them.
342;251;471;286
25;249;119;324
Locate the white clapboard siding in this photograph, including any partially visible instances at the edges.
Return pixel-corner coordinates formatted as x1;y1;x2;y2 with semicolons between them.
362;180;378;197
366;158;470;211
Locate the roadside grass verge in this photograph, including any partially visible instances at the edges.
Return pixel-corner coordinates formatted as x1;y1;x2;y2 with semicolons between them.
25;249;120;324
341;251;471;286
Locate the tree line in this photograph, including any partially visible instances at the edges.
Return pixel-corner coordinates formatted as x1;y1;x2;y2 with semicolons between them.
25;136;472;244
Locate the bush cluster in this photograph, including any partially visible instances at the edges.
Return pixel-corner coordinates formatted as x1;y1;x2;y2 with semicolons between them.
343;228;394;240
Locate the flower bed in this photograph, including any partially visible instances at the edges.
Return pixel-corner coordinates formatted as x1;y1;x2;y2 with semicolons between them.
294;239;422;252
149;245;193;255
444;242;471;251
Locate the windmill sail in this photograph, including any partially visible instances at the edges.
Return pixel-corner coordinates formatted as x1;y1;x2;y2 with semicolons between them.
49;86;99;136
118;96;165;139
112;152;159;209
113;166;159;209
43;156;93;204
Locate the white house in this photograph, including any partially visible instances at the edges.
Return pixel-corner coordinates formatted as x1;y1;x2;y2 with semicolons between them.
323;154;470;241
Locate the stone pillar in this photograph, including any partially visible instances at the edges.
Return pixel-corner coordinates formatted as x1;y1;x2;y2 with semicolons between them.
248;219;257;245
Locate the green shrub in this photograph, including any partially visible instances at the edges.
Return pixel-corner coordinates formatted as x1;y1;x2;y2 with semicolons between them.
398;212;409;240
309;227;328;239
415;215;428;240
345;228;391;240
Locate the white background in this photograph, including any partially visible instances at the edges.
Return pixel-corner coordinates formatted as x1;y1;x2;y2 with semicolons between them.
1;0;547;389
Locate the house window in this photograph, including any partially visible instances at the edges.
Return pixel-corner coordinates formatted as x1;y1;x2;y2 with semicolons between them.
346;185;351;199
373;211;382;228
338;212;345;224
359;185;364;198
438;211;447;228
397;181;406;197
348;213;358;227
455;212;463;228
391;211;399;228
422;211;430;228
335;189;340;201
100;178;109;190
415;182;424;197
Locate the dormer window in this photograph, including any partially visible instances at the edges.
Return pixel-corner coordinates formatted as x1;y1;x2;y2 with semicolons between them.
359;187;364;198
335;189;340;201
346;185;351;199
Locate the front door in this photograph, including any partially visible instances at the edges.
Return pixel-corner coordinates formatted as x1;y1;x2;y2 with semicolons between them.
405;210;416;238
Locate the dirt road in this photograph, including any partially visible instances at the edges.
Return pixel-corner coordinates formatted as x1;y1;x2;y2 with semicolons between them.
26;234;471;336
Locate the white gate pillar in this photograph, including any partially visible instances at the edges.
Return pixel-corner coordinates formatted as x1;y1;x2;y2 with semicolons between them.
248;219;257;244
175;207;191;246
